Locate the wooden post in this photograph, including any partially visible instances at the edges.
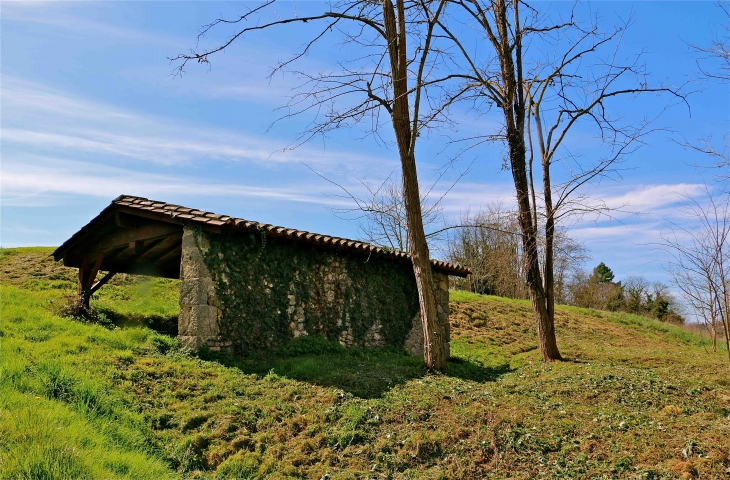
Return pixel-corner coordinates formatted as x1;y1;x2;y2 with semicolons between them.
77;254;104;309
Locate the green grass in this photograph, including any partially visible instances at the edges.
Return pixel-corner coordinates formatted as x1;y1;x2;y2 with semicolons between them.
2;247;729;479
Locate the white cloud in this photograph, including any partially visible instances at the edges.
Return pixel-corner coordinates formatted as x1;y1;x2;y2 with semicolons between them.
1;77;394;173
601;183;706;214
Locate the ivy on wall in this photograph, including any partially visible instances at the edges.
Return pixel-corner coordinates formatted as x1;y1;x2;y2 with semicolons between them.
197;229;420;355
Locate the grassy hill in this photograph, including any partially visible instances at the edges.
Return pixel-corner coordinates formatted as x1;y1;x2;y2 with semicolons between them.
1;247;729;479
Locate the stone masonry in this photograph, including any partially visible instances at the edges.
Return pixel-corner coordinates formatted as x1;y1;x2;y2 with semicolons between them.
178;229;232;351
177;227;451;356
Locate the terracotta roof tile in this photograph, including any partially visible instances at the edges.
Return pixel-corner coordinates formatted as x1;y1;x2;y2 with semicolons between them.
103;195;470;276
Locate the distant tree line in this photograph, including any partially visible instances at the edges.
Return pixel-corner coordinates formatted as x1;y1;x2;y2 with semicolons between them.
446;205;685;323
568;264;685;324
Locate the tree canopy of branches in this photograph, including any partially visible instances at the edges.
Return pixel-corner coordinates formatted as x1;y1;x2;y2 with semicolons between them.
354;175;447;255
664;2;730;366
680;2;730;178
433;0;684;360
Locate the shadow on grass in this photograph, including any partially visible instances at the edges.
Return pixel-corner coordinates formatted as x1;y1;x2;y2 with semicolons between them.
96;307;178;336
199;338;513;399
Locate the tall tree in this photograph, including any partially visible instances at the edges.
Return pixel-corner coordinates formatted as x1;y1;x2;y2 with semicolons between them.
436;0;684;360
171;0;457;370
667;1;730;355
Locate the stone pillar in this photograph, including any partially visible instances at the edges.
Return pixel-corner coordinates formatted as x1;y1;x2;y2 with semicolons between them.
177;228;227;351
403;271;451;359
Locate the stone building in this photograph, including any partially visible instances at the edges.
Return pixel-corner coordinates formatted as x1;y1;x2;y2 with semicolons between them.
53;195;470;356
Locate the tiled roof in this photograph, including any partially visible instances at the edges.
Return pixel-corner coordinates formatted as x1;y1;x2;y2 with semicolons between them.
111;195;470;277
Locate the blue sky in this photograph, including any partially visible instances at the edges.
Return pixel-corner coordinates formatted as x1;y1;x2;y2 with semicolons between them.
2;1;728;286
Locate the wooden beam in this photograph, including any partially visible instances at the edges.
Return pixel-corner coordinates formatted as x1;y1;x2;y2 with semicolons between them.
88;223;181;254
54;209;118;261
115;211;139;228
86;254;104;290
115;205;183;225
130;240;144;254
139;232;180;256
101;244;129;263
152;242;182;266
77;254;103;309
130;238;166;261
89;271;116;296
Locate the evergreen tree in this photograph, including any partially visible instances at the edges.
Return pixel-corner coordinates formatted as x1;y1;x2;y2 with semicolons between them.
591;263;615;284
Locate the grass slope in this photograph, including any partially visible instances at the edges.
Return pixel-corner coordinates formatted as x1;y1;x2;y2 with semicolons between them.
1;247;729;479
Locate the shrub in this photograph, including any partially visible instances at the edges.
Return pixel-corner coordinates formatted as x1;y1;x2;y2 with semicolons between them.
55;297;114;329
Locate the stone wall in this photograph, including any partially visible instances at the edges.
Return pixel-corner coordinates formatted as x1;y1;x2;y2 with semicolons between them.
177;227;450;356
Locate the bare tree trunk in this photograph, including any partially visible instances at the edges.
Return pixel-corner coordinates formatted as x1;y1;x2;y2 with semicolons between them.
494;0;561;361
708;280;718;352
543;171;556;323
382;0;446;370
718;278;730;367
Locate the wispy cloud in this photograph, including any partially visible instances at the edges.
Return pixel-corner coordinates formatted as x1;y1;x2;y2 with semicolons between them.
1;155;352;209
1;77;394;172
436;182;516;214
1;2;181;48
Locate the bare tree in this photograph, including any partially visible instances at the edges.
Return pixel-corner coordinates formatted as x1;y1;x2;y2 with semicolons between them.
663;189;730;367
665;1;730;357
448;205;527;298
435;0;684;360
692;1;730;83
356;175;447;254
681;2;730;177
171;0;461;370
551;229;590;305
448;203;587;302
